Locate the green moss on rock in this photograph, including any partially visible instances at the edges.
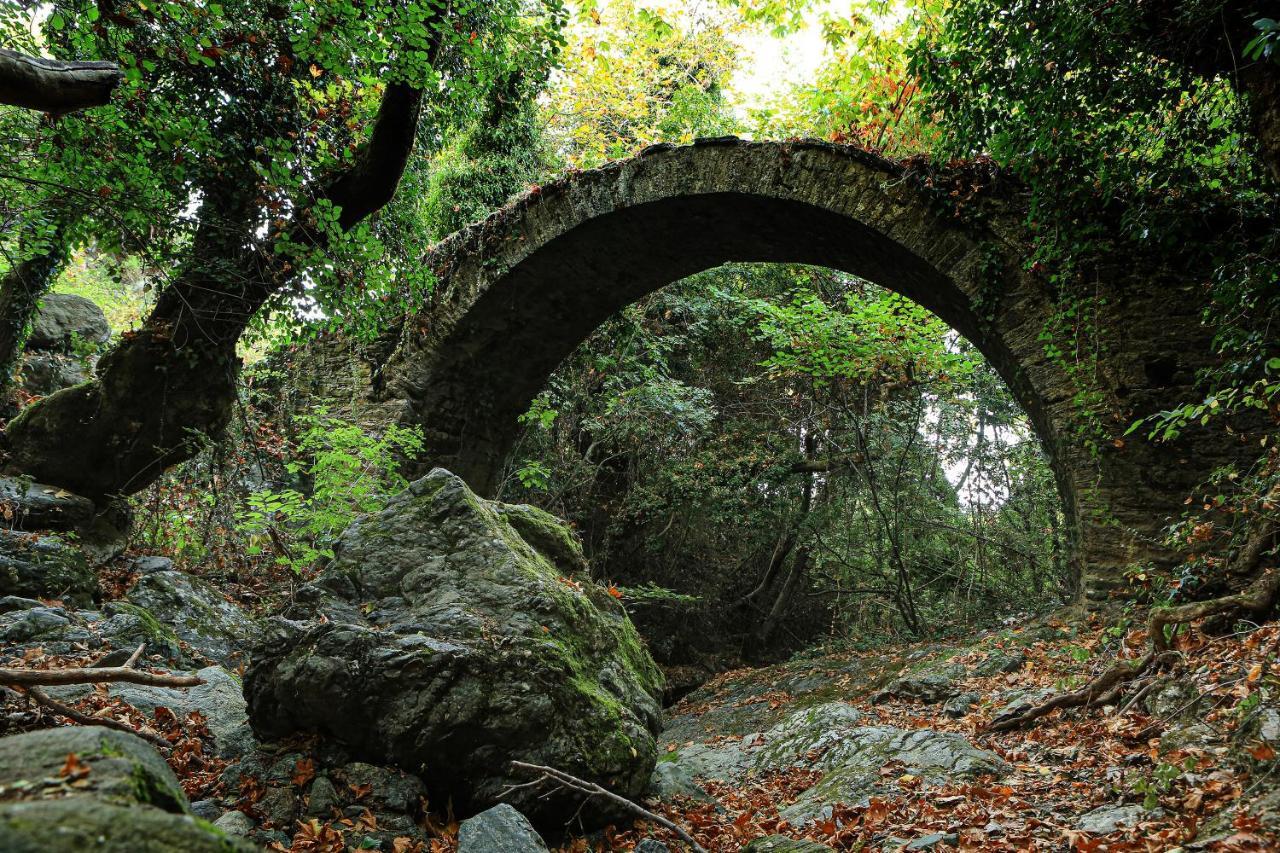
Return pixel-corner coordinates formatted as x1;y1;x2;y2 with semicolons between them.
246;469;663;829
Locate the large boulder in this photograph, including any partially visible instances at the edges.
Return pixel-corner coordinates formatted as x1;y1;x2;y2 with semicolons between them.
245;469;664;827
0;530;95;606
0;726;254;852
27;293;110;350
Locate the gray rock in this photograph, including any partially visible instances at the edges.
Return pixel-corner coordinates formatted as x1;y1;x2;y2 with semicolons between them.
189;799;222;821
306;776;341;816
991;687;1055;723
904;832;958;850
649;760;714;803
0;530;95;606
0;605;77;644
0;595;42;613
256;786;297;829
126;571;256;667
97;602;185;666
28;292;110;349
457;803;548;852
1159;721;1219;753
0;727;186;813
756;704;1007;825
1076;803;1152;834
634;839;671;853
943;691;983;718
0;476;94;531
104;666;254;759
1260;707;1280;743
333;762;426;813
970;651;1025;677
1144;678;1204;721
0;799;256;852
131;555;174;575
658;701;1005;827
213;809;256;836
19;351;91;397
875;664;966;703
246;470;664;827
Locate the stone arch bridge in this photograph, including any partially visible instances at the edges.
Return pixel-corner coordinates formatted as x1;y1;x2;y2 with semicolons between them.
295;139;1248;601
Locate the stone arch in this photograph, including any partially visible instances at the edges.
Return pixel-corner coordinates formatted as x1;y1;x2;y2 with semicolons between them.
375;138;1236;600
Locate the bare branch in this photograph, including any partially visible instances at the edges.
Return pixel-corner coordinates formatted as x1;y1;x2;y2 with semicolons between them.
508;760;707;853
21;686;170;748
0;664;203;688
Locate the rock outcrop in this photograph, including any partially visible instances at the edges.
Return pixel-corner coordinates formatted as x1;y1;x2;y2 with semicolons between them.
0;530;95;605
245;469;664;827
0;726;254;852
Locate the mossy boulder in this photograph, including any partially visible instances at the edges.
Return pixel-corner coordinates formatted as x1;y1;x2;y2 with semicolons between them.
0;726;254;852
0;727;186;811
0;800;253;852
27;293;110;350
245;469;663;828
0;530;95;606
124;571;256;667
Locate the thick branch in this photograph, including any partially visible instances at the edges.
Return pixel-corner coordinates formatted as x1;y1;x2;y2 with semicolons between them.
2;645;195;747
320;82;425;232
0;48;122;114
508;761;707;853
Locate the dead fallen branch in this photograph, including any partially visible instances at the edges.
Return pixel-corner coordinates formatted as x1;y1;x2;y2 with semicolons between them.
17;685;169;748
508;760;708;853
1;644;203;746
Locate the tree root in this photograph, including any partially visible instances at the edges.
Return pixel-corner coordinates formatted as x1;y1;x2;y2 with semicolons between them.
989;568;1280;733
507;760;708;853
1;644;202;747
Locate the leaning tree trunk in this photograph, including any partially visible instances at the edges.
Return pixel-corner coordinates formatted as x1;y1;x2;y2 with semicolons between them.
2;187;260;498
2;83;427;500
0;48;121;114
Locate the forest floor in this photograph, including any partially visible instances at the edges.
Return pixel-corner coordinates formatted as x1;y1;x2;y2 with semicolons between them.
600;610;1280;852
6;557;1280;851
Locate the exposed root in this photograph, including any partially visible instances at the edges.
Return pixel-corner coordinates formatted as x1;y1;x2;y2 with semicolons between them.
1151;568;1280;652
990;568;1280;733
507;760;708;853
989;649;1180;732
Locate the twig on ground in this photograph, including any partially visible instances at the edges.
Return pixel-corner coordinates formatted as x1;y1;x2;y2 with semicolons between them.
0;644;202;745
18;685;170;748
508;760;708;853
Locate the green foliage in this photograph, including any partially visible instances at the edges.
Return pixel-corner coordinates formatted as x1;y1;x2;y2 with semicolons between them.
237;409;424;572
543;0;741;168
504;262;1067;653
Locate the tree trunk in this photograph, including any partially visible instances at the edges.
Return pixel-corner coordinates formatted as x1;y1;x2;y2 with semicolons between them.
0;226;68;400
0;48;121;114
3;186;259;498
2;83;427;499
